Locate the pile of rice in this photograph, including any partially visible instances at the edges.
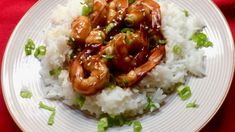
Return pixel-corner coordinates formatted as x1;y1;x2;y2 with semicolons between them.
40;0;205;117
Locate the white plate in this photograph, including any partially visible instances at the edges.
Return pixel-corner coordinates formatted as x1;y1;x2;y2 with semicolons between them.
1;0;234;131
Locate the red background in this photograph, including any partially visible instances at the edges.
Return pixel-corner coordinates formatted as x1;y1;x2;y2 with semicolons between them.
0;0;234;131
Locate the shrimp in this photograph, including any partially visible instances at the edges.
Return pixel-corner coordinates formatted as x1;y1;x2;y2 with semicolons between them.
69;44;109;95
124;0;161;31
101;28;148;73
85;29;106;45
71;16;92;44
115;45;165;87
107;0;128;23
89;0;108;27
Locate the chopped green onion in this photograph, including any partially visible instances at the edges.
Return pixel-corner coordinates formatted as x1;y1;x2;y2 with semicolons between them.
34;46;46;58
67;49;76;61
39;101;55;112
98;117;109;132
145;96;160;112
82;5;92;16
124;16;135;27
39;102;56;126
85;0;94;10
97;114;133;131
106;83;116;89
20;89;32;99
105;23;115;34
48;111;56;125
191;33;199;42
25;48;32;56
122;79;129;85
121;28;134;33
125;31;133;45
102;54;113;61
128;0;136;4
49;67;62;77
107;115;123;127
99;34;109;44
133;121;142;132
73;95;85;108
158;39;167;45
197;32;207;41
183;9;189;17
203;41;213;47
191;32;213;48
186;100;199;108
67;37;75;47
24;39;35;56
177;85;192;100
82;0;93;16
173;44;182;55
126;120;133;126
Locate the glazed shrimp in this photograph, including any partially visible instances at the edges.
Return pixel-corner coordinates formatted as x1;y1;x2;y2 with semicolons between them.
69;44;109;95
71;16;92;44
116;45;165;87
101;29;148;73
107;0;128;23
85;29;106;45
89;0;108;27
124;0;161;31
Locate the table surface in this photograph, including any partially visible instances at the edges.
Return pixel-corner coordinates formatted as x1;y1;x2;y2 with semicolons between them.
0;0;234;131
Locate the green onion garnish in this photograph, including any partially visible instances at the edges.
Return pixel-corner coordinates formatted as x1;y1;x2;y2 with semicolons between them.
67;37;75;47
106;83;116;89
183;9;189;17
98;117;109;132
20;89;32;99
121;28;134;33
203;41;213;47
102;54;113;61
49;67;62;77
186;100;199;108
133;121;142;132
105;23;115;34
34;46;46;58
39;101;56;112
158;39;167;45
82;0;93;16
73;95;85;108
125;31;133;45
48;111;56;125
124;16;135;27
173;44;182;55
24;39;35;56
128;0;136;4
82;5;92;16
191;32;213;48
145;96;160;112
177;85;192;100
97;114;133;131
39;102;56;126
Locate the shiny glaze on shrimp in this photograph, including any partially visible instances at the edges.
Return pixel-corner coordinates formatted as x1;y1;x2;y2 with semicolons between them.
69;44;109;95
125;0;161;31
89;0;108;27
85;29;106;45
116;45;165;87
107;0;128;23
71;16;92;44
101;27;148;73
68;0;165;95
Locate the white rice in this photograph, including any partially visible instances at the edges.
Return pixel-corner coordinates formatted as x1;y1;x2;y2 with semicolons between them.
40;0;205;117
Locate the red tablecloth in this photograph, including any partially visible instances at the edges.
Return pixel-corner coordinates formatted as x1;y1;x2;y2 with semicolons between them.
0;0;234;131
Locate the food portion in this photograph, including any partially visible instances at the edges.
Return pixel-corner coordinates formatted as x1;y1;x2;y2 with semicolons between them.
67;0;166;95
39;0;212;130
